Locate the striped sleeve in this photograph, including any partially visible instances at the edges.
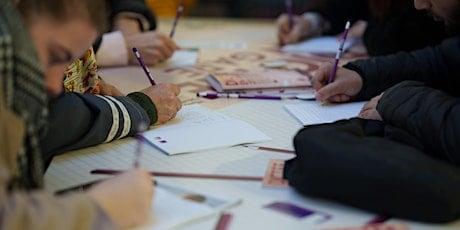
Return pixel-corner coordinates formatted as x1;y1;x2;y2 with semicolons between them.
40;93;151;162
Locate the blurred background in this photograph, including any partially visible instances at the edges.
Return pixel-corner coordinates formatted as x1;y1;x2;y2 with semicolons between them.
147;0;311;18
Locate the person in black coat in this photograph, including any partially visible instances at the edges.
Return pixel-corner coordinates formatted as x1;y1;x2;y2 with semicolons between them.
277;0;447;56
285;0;460;223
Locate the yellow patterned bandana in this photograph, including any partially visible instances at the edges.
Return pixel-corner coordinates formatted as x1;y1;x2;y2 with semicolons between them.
64;47;102;94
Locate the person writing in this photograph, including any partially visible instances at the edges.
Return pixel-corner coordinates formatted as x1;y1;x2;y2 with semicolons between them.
0;0;155;228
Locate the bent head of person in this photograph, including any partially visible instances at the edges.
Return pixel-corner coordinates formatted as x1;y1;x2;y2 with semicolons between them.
17;0;107;96
414;0;460;33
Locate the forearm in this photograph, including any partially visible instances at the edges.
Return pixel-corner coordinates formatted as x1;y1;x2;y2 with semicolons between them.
0;190;114;229
41;93;156;161
377;81;460;164
345;37;460;100
304;0;369;35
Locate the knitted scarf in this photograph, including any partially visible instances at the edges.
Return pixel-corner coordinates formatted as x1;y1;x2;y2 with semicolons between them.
0;0;48;188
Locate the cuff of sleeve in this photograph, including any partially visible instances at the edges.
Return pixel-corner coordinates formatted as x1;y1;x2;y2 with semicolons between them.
127;92;158;125
376;81;424;124
95;31;129;67
343;62;369;101
115;12;151;32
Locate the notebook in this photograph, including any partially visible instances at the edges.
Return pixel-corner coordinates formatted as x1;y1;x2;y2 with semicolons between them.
135;182;241;230
206;69;311;93
142;105;271;155
282;36;358;54
284;101;366;126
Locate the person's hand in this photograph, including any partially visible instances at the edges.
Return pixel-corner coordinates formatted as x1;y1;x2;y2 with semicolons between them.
277;14;313;45
140;83;182;125
126;31;179;66
312;63;363;103
358;94;383;121
98;79;124;97
87;169;154;229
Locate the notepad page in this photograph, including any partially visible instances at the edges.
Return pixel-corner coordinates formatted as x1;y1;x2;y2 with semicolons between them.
284;101;366;126
142;105;271;155
217;100;304;150
282;36;358;54
157;49;198;68
135;182;242;230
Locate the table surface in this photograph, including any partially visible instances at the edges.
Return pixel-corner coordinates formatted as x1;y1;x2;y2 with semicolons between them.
45;17;460;230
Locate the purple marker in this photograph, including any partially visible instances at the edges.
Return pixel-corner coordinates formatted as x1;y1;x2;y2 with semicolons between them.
197;92;296;100
285;0;294;29
170;1;184;38
327;21;351;84
132;47;157;86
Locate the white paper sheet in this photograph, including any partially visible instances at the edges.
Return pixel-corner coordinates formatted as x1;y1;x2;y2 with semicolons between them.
135;183;241;230
159;49;199;68
284;101;366;126
282;36;358;54
143;105;271;155
218;100;304;150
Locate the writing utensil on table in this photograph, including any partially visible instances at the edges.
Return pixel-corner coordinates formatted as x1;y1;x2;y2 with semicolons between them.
197;92;297;100
285;0;294;29
133;123;148;168
170;1;184;38
132;47;157;86
214;212;233;230
91;169;263;181
327;21;351;84
243;145;295;155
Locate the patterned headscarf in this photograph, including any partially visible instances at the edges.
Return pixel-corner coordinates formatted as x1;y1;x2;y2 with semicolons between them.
64;47;102;94
0;0;48;188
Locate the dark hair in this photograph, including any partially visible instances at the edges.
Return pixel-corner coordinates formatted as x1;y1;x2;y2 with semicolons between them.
17;0;108;33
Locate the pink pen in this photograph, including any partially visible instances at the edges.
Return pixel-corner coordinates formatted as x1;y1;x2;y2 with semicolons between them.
328;21;351;84
170;1;184;38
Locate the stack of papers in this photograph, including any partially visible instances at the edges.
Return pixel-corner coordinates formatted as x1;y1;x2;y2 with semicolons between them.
284;102;366;126
143;105;271;155
282;37;358;54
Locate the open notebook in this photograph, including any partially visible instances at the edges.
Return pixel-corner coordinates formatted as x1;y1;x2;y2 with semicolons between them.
135;182;241;230
284;101;366;126
143;105;271;155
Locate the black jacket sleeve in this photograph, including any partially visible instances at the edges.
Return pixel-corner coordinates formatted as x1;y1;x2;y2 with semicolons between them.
40;93;157;163
377;81;460;165
285;119;460;223
344;37;460;100
109;0;157;31
305;0;370;35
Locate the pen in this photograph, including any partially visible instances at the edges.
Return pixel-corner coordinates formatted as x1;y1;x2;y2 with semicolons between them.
197;92;296;100
91;169;264;181
285;0;294;29
170;1;184;38
133;123;148;168
327;21;351;84
132;47;157;86
133;135;144;168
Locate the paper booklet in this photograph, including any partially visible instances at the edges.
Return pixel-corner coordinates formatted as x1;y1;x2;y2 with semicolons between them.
143;105;271;155
134;182;241;230
206;69;311;93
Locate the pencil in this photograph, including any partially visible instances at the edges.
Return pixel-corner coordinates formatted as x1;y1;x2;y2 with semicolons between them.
132;47;157;86
243;145;295;155
91;169;263;181
170;1;184;38
327;21;351;84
